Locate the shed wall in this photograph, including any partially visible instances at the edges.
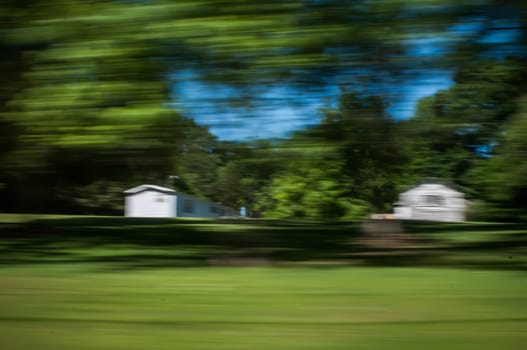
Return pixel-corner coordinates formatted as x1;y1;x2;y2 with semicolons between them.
125;191;175;217
394;184;466;222
176;195;222;218
124;186;237;218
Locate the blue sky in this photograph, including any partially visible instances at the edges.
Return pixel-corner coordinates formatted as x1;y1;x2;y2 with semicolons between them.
170;16;523;141
172;71;454;140
171;76;341;140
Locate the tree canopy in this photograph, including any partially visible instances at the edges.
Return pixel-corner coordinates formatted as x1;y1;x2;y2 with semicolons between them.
1;0;527;219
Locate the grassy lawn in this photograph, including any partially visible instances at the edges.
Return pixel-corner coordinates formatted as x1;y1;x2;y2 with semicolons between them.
0;215;526;349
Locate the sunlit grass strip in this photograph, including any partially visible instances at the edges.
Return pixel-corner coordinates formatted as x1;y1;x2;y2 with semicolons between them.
0;266;526;350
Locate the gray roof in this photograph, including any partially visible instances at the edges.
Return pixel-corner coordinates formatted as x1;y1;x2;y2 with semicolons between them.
123;184;176;195
401;183;463;197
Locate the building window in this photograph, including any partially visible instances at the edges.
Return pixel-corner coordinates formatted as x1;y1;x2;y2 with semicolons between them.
424;195;444;206
183;199;193;213
210;206;217;213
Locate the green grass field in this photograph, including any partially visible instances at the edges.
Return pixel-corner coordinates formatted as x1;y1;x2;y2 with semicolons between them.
1;215;526;349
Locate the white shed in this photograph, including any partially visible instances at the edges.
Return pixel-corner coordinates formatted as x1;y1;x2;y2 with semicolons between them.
124;184;237;218
393;183;466;222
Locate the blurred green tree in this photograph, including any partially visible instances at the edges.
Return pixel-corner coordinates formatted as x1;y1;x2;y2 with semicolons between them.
469;97;527;220
2;0;527;216
256;90;404;218
401;59;527;193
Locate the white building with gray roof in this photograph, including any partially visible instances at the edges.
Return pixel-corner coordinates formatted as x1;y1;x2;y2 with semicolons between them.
124;184;237;218
393;183;466;222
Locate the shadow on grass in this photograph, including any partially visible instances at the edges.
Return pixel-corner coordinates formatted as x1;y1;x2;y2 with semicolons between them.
402;221;527;234
0;216;526;270
0;217;362;268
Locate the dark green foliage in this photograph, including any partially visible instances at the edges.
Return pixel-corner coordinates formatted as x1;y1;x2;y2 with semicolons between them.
1;1;527;219
398;59;527;211
469;100;527;220
254;91;405;218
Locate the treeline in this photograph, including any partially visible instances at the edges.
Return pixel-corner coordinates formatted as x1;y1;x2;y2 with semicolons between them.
4;59;526;220
218;60;527;221
1;1;526;220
